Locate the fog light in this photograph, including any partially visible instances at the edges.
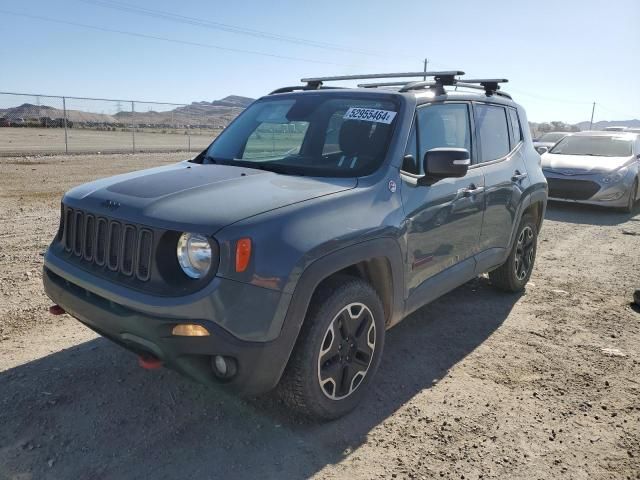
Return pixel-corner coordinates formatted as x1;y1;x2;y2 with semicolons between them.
599;191;625;201
214;355;228;376
171;324;210;337
212;355;237;379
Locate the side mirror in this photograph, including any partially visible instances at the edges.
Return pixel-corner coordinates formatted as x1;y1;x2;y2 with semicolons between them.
420;148;470;184
536;146;549;155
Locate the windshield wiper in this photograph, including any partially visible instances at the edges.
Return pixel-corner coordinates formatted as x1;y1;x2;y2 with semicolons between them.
243;162;300;175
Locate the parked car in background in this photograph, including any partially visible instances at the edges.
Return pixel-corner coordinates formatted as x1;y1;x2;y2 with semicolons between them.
603;126;628;132
533;131;570;154
541;131;640;212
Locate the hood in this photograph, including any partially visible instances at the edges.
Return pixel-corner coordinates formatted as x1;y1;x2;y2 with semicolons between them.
541;153;632;174
63;162;357;232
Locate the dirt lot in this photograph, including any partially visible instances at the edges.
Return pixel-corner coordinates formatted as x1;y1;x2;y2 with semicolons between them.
0;128;216;156
0;153;639;480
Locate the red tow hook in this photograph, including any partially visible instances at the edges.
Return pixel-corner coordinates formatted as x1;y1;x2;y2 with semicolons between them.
49;305;66;315
138;355;163;370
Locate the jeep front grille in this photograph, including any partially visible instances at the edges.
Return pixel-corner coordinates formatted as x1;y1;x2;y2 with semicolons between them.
60;206;153;281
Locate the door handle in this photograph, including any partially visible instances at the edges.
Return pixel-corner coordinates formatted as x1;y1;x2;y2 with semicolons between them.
460;185;485;197
512;171;528;182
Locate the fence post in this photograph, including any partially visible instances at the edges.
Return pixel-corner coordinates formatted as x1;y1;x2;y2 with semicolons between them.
62;96;69;154
131;101;136;153
186;112;191;153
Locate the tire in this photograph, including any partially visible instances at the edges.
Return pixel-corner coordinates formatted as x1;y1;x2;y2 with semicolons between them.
622;179;638;214
278;276;385;420
489;214;538;292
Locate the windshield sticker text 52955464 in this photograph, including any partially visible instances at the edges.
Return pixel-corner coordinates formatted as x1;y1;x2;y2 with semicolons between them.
343;107;397;124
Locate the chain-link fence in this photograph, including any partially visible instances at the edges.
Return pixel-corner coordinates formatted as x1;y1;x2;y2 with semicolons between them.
0;92;235;156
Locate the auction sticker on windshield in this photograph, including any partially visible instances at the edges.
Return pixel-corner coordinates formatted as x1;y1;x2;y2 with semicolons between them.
344;107;397;124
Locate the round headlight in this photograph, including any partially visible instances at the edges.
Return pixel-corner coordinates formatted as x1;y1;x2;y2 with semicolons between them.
177;233;212;279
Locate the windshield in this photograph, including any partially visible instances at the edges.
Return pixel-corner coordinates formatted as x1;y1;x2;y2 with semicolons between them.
549;135;632;157
201;94;399;177
539;132;567;143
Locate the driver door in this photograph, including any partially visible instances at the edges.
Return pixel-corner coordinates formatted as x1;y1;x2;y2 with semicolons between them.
401;102;485;298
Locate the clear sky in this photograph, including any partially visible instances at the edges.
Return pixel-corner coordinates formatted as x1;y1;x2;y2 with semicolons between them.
1;0;638;123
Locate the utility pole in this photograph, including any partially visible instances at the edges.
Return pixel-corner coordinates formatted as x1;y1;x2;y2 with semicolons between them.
589;102;596;130
423;58;428;80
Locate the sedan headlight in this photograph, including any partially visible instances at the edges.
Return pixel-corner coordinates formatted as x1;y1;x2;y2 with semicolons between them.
177;233;212;279
602;166;629;184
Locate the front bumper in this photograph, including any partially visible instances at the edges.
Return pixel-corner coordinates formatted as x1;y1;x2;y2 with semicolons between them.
544;171;634;208
43;252;295;395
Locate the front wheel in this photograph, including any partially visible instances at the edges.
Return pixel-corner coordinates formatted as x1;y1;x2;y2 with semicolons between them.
489;214;538;292
622;179;638;214
278;276;385;420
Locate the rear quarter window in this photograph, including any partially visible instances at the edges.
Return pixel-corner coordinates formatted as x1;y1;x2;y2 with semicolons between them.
508;108;523;147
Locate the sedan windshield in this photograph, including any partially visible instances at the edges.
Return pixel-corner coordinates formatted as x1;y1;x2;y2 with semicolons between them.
549;135;632;157
201;94;399;177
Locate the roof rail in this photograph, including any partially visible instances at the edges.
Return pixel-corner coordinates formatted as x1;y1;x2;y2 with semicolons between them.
269;85;344;95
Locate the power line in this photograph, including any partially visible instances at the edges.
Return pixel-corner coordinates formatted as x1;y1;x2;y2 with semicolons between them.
79;0;414;60
0;9;366;67
507;87;593;105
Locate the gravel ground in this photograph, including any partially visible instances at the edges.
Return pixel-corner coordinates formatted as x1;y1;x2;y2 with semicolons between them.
0;153;639;480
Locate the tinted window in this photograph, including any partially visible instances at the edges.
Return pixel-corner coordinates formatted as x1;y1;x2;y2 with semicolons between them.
475;104;510;162
508;108;523;147
417;103;471;171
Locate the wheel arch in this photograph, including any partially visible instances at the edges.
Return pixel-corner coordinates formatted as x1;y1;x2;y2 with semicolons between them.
507;187;547;250
272;237;405;387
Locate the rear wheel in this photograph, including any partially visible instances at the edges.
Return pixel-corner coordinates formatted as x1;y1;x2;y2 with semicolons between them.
279;276;385;420
489;214;538;292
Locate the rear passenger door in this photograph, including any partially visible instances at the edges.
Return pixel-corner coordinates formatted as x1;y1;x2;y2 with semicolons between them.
473;103;530;267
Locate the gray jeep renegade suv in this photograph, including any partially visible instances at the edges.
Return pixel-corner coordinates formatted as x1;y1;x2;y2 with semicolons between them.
43;71;548;419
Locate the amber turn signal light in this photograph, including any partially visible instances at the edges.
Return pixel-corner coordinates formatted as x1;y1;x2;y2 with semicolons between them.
235;238;252;272
171;324;210;337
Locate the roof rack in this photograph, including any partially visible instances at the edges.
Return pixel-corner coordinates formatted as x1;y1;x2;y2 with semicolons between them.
400;77;510;98
300;71;464;89
458;79;509;96
357;81;427;88
269;71;512;99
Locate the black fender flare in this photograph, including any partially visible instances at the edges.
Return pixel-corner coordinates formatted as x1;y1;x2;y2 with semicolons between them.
507;184;548;250
265;237;405;389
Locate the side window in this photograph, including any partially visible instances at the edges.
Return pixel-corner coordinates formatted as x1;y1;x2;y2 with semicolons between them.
401;122;419;174
416;103;472;172
475;104;510;162
508;108;523;147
